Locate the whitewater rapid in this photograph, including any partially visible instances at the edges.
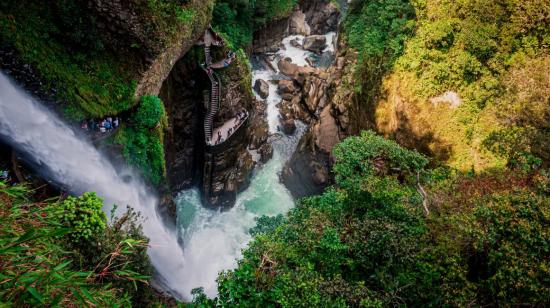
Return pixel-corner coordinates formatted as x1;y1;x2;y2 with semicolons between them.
0;72;190;297
0;31;335;300
172;33;335;298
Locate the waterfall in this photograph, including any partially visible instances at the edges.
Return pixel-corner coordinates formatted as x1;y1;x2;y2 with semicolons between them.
0;29;336;300
172;32;336;299
0;72;188;298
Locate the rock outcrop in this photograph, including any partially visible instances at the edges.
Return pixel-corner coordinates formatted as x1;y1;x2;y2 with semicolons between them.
201;51;269;208
253;0;340;53
280;36;355;198
85;0;215;98
254;79;270;99
288;7;311;36
299;0;340;34
303;35;327;53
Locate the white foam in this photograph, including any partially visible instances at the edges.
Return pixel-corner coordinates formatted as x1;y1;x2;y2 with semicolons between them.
0;72;188;298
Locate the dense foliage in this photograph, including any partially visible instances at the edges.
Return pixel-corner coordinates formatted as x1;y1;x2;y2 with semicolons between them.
343;0;416;120
57;192;106;241
195;131;549;306
115;95;167;186
135;95;165;129
0;0;136;120
0;183;154;306
212;0;296;49
343;0;549;170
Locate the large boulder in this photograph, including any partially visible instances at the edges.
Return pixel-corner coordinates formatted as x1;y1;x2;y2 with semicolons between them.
281;118;296;135
277;79;297;95
258;143;274;163
277;58;316;78
289;7;311;36
303;35;327;53
254;79;269;99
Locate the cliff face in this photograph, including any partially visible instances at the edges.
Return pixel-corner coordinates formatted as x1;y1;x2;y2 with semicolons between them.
280;37;355;198
85;0;268;205
159;43;268;206
201;52;269;207
159;48;207;191
253;0;340;53
86;0;215;98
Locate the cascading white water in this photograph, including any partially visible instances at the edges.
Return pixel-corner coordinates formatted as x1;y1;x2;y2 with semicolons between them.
0;72;189;298
173;33;335;299
0;30;336;301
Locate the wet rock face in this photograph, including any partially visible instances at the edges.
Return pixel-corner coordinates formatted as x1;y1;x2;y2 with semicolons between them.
253;17;291;53
303;35;327;53
281;118;297;135
254;79;270;99
201;51;269;208
159;51;209;192
300;0;340;34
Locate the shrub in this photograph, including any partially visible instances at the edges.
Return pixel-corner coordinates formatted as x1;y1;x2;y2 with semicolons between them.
57;192;106;242
135;95;165;129
0;183;140;306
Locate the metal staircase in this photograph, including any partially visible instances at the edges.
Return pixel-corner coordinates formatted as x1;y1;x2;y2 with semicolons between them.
203;69;220;142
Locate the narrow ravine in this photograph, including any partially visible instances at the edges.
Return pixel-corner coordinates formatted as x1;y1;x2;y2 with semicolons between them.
173;32;335;299
0;30;335;301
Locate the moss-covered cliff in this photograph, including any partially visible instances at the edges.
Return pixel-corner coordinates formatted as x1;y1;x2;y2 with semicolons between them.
0;0;215;185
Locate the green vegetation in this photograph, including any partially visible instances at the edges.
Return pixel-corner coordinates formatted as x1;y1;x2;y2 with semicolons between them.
137;0;199;52
0;183;155;306
343;0;549;170
114;96;167;186
0;0;136;120
212;0;297;49
57;192;106;241
195;131;549;306
135;95;166;129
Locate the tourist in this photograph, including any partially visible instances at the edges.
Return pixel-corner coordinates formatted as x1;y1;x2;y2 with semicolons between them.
80;120;88;130
113;117;119;128
1;170;9;181
216;131;222;144
105;119;112;131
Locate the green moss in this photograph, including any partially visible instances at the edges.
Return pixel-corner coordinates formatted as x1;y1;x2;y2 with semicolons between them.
0;0;137;120
113;95;167;186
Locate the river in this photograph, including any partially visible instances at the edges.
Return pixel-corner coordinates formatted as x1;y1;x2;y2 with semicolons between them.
0;32;334;300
